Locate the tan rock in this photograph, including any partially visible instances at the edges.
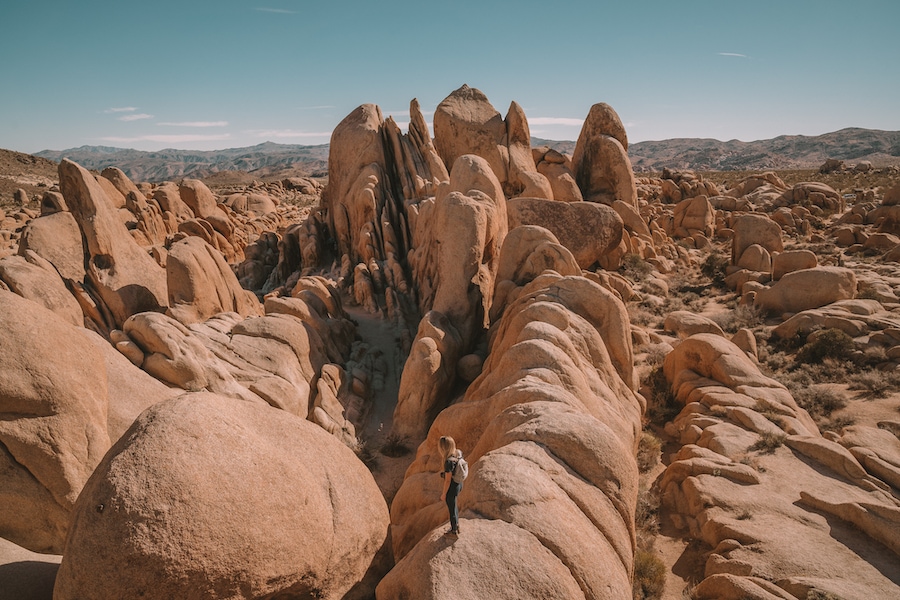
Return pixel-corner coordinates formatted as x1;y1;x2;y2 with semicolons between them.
731;213;783;267
0;536;61;600
166;236;262;324
772;249;817;280
54;392;389;600
0;252;83;326
507;198;623;269
736;244;772;273
0;290;110;553
178;178;218;218
58;159;168;327
433;84;509;191
537;161;583;202
664;310;726;339
755;267;857;315
573;133;637;207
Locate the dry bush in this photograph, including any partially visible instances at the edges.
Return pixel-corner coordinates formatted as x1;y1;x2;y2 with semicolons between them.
710;305;764;334
621;253;653;283
637;432;662;473
848;370;900;399
380;432;412;457
354;439;378;471
821;415;856;434
789;384;848;419
645;366;681;425
700;252;729;287
633;549;667;600
750;432;787;454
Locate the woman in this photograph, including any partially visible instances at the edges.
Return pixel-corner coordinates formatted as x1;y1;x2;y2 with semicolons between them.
439;435;462;536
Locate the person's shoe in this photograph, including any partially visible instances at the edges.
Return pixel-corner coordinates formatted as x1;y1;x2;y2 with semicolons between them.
446;528;459;537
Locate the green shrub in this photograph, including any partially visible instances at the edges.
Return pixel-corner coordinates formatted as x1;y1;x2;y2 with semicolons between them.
796;328;854;364
632;550;667;600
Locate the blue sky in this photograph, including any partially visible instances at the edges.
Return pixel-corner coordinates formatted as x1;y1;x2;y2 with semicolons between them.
2;0;898;153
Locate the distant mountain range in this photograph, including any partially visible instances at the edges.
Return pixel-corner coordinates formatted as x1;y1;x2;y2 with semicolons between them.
35;142;330;183
33;128;900;182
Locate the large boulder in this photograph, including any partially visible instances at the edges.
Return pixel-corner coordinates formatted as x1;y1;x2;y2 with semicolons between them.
730;213;783;266
178;179;218;218
755;267;857;315
17;211;86;282
507;198;623;269
0;252;83;326
0;290;110;553
58;159;167;327
54;393;390;600
166;236;262;325
433;85;509;192
571;103;637;207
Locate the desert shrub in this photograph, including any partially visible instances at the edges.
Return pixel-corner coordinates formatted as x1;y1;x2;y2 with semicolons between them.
796;328;854;364
821;415;856;434
790;384;847;418
637;432;662;473
711;305;764;334
700;252;729;286
622;253;653;282
380;432;411;457
749;432;786;454
646;366;681;425
633;550;667;600
806;590;843;600
628;303;658;327
635;485;660;537
848;370;900;399
354;439;378;470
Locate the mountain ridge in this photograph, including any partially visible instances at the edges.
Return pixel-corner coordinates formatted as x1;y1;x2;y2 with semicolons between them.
31;127;900;182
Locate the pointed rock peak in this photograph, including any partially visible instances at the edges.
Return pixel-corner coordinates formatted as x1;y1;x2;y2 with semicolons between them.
505;101;531;145
440;84;493;107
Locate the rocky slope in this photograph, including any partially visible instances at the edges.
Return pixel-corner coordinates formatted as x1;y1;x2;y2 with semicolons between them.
1;86;900;600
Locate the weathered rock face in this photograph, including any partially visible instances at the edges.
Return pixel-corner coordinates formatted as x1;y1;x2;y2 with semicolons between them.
17;210;86;282
507;198;623;269
0;290;110;554
58;159;168;327
166;235;262;325
395;155;508;439
54;393;389;600
755;266;857;314
0;252;83;326
178;178;218;218
571;103;637;207
381;272;642;599
662;333;900;599
731;213;783;266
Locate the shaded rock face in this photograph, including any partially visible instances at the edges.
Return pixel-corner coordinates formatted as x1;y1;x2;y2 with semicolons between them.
661;333;900;599
54;393;390;600
0;290;110;554
58;159;168;327
381;272;642;600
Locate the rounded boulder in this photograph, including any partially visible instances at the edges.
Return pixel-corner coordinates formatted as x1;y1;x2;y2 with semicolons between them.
54;392;389;600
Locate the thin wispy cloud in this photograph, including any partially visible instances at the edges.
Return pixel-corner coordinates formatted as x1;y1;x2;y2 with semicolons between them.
247;129;333;139
255;7;296;14
529;117;584;126
118;113;154;122
104;107;137;113
157;121;229;127
718;52;748;58
99;134;232;143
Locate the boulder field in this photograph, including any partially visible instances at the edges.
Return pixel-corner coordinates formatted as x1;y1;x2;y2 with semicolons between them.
0;84;899;599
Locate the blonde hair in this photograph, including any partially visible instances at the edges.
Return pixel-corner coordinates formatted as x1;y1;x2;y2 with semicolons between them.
438;436;457;461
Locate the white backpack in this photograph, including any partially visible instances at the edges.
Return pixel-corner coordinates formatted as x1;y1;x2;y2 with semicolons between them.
451;452;468;483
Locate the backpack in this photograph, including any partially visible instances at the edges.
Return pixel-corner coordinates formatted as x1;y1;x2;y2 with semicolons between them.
451;453;468;484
